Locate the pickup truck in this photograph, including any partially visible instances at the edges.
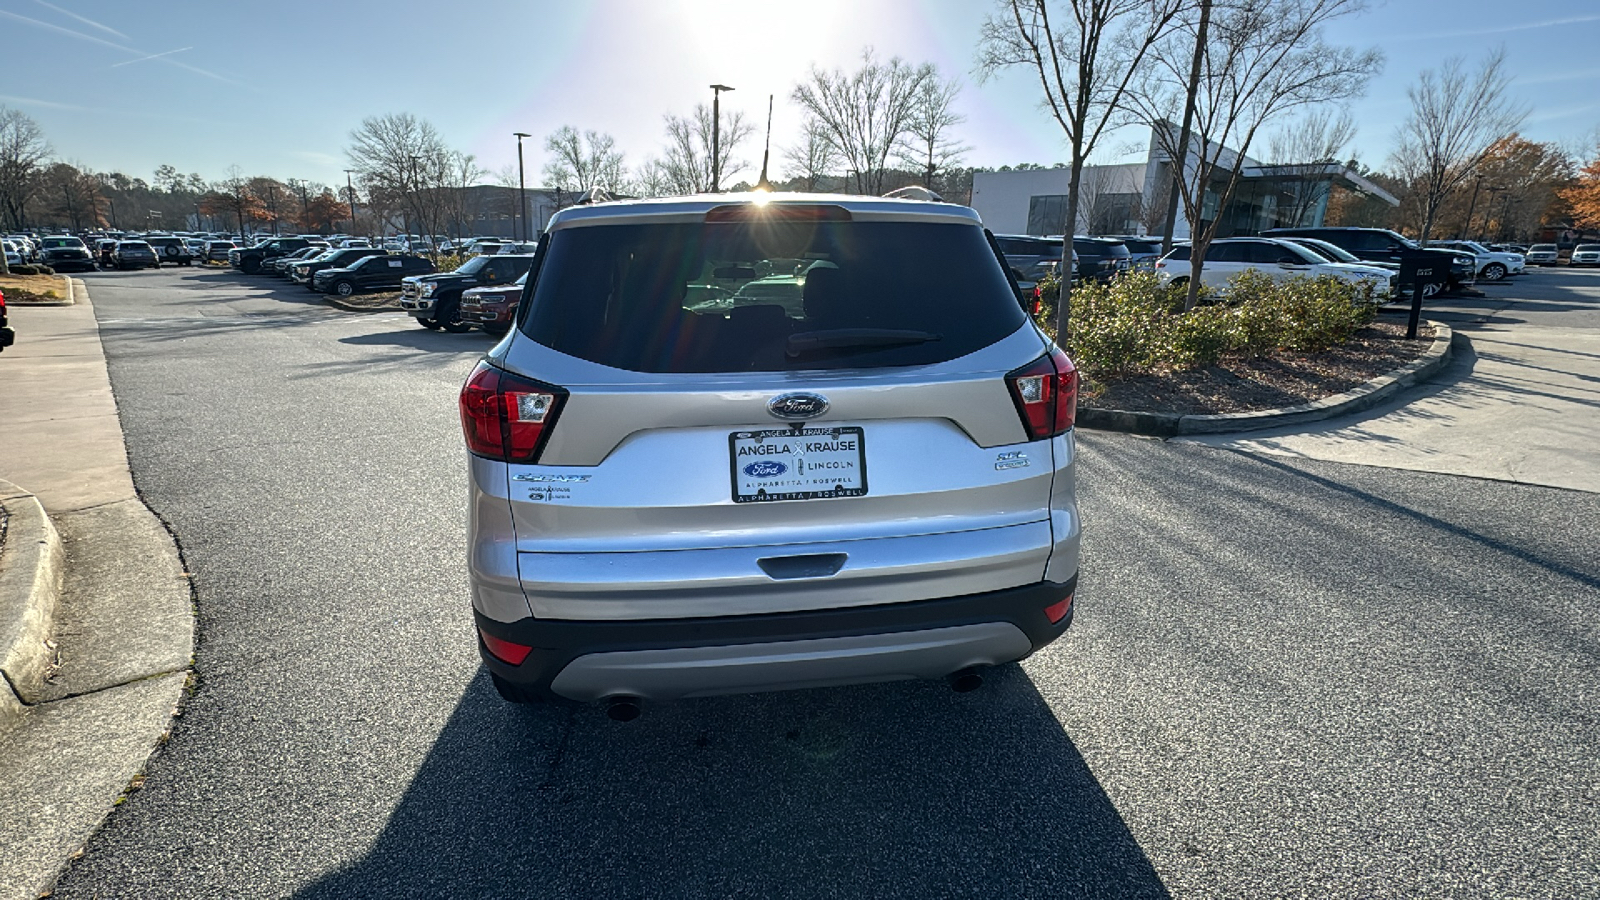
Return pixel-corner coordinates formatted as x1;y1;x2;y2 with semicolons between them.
397;253;533;332
229;237;316;274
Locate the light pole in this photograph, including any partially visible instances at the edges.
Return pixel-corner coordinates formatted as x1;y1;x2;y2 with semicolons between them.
513;132;531;241
710;83;735;192
1462;175;1485;240
344;170;359;235
1482;185;1508;240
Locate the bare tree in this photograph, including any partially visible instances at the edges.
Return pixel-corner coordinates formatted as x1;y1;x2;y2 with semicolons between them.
0;106;52;241
1132;0;1381;310
1263;107;1358;227
791;48;937;196
346;112;464;243
977;0;1186;339
541;126;627;194
657;104;754;195
782;118;841;192
895;75;969;191
1389;48;1527;242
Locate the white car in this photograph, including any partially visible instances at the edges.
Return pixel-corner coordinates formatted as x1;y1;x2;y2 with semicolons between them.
1426;240;1525;281
1524;244;1560;266
1569;244;1600;267
2;239;23;267
1155;237;1394;296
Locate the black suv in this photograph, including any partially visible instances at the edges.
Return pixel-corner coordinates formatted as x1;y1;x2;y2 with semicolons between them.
289;248;385;288
143;235;196;267
1263;227;1474;294
397;253;534;331
230;237;315;274
1073;237;1132;283
992;234;1071;284
313;254;435;296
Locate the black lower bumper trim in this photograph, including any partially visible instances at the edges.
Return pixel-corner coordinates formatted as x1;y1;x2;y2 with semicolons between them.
476;574;1077;700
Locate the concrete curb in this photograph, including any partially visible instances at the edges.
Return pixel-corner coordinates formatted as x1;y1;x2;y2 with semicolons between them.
0;480;63;732
1078;320;1455;438
323;295;402;314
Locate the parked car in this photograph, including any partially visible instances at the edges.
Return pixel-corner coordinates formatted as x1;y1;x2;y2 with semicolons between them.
6;234;38;262
1570;244;1600;267
204;240;236;263
1155;237;1394;296
1524;244;1560;266
95;239;119;268
2;240;21;267
312;253;435;296
1262;227;1474;294
1104;236;1164;271
398;253;533;331
993;234;1071;284
289;248;384;287
1073;236;1132;282
269;246;325;276
35;236;95;272
142;235;196;267
111;240;161;270
464;193;1081;712
1425;240;1525;281
459;271;528;337
230;236;316;274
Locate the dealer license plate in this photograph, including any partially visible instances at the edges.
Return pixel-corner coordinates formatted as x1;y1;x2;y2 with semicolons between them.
729;427;867;503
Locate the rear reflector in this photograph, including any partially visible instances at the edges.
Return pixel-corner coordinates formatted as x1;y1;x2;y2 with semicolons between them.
1044;594;1074;624
460;361;566;463
479;628;532;666
1005;346;1079;439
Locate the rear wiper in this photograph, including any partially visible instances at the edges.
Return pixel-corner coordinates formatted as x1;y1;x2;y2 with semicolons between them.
786;328;941;357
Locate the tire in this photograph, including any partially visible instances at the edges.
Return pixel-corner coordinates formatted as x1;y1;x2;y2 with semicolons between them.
1420;281;1442;300
417;317;443;330
1481;263;1506;281
241;257;261;274
437;298;473;333
333;280;355;297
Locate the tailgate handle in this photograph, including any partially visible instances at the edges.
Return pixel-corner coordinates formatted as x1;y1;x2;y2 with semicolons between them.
757;553;847;580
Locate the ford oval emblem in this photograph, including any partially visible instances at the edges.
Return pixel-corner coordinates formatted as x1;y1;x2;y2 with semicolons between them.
743;460;788;478
768;392;829;420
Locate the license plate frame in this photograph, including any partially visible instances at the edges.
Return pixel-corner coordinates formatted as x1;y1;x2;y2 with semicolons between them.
729;426;868;503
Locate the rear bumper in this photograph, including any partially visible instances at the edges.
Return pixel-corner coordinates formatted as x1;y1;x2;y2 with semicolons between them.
476;573;1076;702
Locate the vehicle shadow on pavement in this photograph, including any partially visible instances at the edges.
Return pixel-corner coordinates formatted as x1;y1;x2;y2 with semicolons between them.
295;665;1169;899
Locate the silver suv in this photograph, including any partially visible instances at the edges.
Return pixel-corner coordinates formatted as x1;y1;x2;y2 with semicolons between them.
461;194;1082;717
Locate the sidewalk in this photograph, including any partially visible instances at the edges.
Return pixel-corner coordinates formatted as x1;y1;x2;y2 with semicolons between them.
0;280;194;900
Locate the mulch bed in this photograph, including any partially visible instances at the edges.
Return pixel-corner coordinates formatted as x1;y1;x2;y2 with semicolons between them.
1081;317;1435;416
326;290;401;311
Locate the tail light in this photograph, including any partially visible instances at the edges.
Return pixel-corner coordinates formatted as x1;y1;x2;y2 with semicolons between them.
479;628;532;665
1006;346;1079;439
459;361;566;463
1032;284;1043;315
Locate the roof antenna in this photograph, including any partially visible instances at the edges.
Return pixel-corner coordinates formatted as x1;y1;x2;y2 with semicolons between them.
755;94;774;191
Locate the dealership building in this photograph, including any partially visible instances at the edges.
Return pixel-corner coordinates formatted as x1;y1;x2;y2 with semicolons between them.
971;125;1398;238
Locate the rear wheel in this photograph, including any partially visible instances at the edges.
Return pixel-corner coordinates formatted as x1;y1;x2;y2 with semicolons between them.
241;257;261;274
1481;263;1506;281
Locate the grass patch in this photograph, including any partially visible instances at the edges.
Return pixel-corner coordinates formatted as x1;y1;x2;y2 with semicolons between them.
0;273;66;303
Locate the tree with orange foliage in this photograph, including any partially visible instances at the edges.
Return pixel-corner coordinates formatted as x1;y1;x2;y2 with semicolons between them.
298;190;351;234
1561;149;1600;230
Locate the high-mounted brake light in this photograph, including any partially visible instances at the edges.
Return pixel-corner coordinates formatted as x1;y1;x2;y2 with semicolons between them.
1005;346;1079;439
704;204;853;223
459;361;566;463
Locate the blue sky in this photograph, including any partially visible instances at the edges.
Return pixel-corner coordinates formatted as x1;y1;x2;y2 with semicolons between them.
1;0;1596;191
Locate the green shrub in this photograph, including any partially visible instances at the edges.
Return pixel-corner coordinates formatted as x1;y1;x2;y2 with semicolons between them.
7;264;56;276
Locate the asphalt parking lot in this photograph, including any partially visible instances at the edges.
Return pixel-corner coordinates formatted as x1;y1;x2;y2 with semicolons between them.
31;265;1600;898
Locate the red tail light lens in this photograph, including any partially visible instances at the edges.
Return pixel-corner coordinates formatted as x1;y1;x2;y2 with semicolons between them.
459;361;566;463
1006;347;1079;439
479;628;532;666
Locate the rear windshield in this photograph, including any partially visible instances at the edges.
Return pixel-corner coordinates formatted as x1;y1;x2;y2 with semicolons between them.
522;219;1027;373
1576;245;1600;252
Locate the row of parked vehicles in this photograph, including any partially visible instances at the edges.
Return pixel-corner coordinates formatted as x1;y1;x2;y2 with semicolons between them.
228;234;537;335
995;227;1543;301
